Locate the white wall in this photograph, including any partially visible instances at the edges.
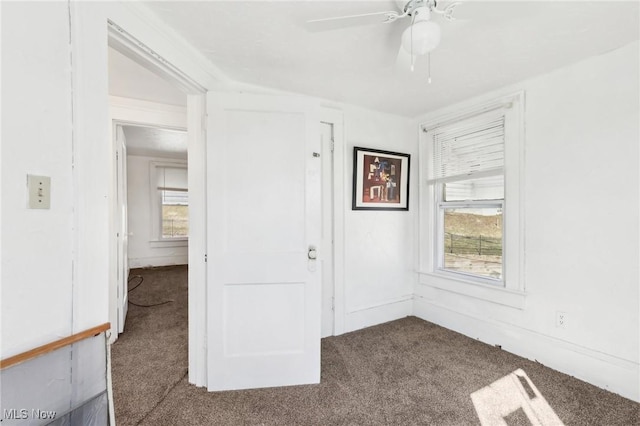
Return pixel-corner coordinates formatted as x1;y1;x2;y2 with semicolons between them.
0;0;217;384
340;105;417;332
127;155;188;268
414;41;639;401
0;1;198;356
1;2;76;358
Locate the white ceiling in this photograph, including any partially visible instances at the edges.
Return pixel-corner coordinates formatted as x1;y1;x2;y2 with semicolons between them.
109;49;188;158
123;125;188;159
141;1;639;118
109;47;187;106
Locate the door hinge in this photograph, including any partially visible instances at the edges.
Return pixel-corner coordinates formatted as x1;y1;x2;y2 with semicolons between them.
331;297;335;311
331;138;335;153
204;254;208;263
202;114;208;132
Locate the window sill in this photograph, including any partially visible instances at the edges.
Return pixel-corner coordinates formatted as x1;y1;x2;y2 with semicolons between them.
149;238;188;249
418;271;526;309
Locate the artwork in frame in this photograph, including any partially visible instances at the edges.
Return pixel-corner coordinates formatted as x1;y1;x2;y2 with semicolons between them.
352;146;410;211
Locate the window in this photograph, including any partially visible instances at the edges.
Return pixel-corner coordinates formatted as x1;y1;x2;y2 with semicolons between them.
420;93;524;305
153;163;188;240
430;110;506;284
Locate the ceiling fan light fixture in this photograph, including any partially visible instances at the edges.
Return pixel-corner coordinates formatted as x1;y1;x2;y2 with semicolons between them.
401;19;441;55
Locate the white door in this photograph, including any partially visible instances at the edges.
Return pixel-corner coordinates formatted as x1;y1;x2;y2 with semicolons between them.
320;122;335;338
207;93;322;391
116;125;129;333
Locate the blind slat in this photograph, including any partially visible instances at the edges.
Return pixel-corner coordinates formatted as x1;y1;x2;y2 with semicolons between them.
435;123;504;142
432;113;505;180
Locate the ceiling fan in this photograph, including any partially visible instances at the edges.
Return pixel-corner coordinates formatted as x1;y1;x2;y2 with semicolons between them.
308;0;461;78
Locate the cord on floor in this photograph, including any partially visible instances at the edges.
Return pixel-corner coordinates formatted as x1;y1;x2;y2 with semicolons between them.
128;275;144;292
127;274;174;308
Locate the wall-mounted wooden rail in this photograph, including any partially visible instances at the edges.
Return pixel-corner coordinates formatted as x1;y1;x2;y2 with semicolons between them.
0;322;111;370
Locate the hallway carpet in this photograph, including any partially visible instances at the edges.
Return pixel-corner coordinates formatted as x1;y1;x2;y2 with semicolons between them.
111;266;639;425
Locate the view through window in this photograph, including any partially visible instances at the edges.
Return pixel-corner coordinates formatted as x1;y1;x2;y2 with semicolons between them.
156;165;188;239
161;189;188;238
442;206;503;279
441;176;503;280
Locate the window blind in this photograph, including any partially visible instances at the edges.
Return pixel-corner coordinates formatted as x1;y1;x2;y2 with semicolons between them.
431;111;505;181
156;166;187;191
157;166;188;206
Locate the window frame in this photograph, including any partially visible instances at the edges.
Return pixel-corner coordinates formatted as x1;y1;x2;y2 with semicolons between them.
418;92;525;307
434;173;505;286
150;160;189;244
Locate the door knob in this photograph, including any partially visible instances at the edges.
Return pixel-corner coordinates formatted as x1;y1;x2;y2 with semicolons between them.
308;246;317;260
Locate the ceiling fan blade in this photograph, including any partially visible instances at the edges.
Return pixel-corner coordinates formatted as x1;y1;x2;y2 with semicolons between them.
308;10;400;24
305;10;404;32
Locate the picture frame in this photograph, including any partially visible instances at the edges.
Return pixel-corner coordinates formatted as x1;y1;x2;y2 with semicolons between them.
352;146;410;211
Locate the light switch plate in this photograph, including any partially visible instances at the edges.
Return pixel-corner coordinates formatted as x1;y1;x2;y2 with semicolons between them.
27;175;51;209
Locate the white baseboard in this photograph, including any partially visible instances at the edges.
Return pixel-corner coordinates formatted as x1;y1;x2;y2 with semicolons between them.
413;296;640;402
129;255;188;269
344;296;413;333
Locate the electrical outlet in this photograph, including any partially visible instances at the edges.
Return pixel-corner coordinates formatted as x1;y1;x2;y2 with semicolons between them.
556;311;568;328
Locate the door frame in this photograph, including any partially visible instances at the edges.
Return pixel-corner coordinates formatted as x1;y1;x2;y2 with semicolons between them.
320;108;346;336
107;23;209;387
114;125;129;334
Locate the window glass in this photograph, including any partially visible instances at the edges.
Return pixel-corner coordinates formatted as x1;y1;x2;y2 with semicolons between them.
442;207;502;280
161;189;188;238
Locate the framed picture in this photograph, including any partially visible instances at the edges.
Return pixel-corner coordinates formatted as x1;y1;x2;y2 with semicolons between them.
352;147;410;211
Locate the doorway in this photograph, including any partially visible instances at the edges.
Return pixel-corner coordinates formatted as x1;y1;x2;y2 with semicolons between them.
107;20;208;387
108;46;189;336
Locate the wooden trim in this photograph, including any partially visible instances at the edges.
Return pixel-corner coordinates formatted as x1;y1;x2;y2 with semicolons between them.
0;323;111;370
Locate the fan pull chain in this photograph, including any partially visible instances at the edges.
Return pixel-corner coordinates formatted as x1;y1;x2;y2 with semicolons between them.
410;11;417;72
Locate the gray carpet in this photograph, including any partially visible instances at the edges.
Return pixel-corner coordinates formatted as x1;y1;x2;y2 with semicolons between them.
111;266;639;425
